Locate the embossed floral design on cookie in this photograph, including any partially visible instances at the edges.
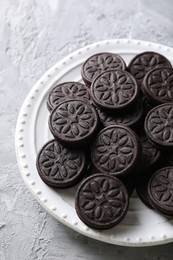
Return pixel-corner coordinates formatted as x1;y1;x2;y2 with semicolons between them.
36;140;86;188
148;167;173;216
142;68;173;105
91;70;138;111
49;99;99;145
97;101;143;128
145;103;173;150
128;51;172;86
91;125;140;175
75;174;129;229
47;82;91;111
81;52;126;86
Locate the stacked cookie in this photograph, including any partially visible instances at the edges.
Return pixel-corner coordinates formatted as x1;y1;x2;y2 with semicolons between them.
36;51;173;229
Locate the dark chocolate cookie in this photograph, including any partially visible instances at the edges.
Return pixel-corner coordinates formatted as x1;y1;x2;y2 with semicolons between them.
81;52;126;86
136;132;161;171
144;103;173;151
91;70;139;111
47;82;91;112
97;100;143;129
142;67;173;106
91;125;141;176
86;166;134;196
148;167;173;216
75;173;129;229
49;99;99;146
128;52;172;86
135;172;153;209
36;140;86;188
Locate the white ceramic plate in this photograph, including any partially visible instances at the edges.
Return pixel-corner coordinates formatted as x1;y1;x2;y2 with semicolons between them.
15;39;173;247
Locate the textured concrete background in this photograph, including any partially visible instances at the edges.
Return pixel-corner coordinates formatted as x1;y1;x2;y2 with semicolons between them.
0;0;173;259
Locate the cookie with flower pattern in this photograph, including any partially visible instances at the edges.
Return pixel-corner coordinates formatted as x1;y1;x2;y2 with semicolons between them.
148;167;173;216
47;82;91;112
97;101;143;129
49;99;99;146
36;140;86;188
75;173;129;229
128;51;172;86
86;166;134;196
144;103;173;151
81;52;126;86
91;125;141;176
142;68;173;106
91;70;139;111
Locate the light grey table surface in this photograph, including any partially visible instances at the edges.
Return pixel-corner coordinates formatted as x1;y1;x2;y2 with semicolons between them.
1;0;173;259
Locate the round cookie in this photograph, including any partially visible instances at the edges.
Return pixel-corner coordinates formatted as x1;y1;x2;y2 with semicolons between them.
142;67;173;106
75;173;129;229
91;70;139;111
49;99;99;146
47;82;91;112
91;125;141;176
128;51;172;87
144;103;173;151
97;100;143;129
36;140;86;188
81;52;126;86
148;167;173;216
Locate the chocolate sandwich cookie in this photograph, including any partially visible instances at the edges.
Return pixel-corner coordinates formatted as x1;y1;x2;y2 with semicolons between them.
36;140;86;188
91;125;141;176
148;167;173;216
128;51;172;87
81;52;126;87
135;172;153;209
75;173;129;229
91;70;139;111
97;100;143;129
144;103;173;151
49;99;99;146
47;82;91;112
86;166;134;196
142;67;173;106
135;132;161;172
